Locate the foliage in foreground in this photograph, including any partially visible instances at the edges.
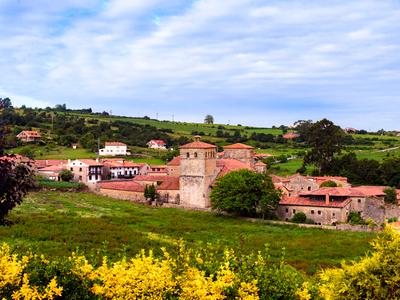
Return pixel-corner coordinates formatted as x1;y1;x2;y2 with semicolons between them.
0;242;305;300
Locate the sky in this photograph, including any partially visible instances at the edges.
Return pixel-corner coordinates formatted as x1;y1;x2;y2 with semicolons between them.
0;0;399;131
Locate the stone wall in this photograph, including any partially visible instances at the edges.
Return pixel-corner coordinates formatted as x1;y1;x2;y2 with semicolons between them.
277;204;350;225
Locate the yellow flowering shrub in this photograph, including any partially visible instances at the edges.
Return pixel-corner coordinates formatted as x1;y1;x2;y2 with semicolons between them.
11;274;62;300
237;281;259;300
0;244;29;289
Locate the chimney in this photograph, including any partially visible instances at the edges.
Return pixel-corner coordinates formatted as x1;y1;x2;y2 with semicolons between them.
325;193;330;204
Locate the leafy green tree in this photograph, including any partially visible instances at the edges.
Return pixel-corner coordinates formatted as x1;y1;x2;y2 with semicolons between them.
0;156;34;224
144;185;157;202
384;187;397;204
0;97;12;109
59;169;74;182
303;119;344;174
204;115;214;124
210;169;281;218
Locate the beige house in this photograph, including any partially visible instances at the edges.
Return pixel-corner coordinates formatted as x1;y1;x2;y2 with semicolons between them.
16;130;41;142
99;142;129;156
67;159;104;189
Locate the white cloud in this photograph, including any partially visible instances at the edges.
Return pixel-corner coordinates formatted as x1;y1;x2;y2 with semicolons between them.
0;0;400;129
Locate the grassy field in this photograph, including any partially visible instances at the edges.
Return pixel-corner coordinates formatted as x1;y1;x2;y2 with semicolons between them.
0;191;375;275
7;145;96;159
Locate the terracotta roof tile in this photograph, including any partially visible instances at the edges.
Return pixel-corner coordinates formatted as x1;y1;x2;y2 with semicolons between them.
105;142;127;146
98;180;145;192
157;176;180;190
217;159;253;177
76;159;103;167
180;141;216;149
280;196;352;208
282;132;300;139
223;143;254;150
167;156;181;166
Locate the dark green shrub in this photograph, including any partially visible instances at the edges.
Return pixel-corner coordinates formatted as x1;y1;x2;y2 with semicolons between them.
348;212;365;225
292;212;307;223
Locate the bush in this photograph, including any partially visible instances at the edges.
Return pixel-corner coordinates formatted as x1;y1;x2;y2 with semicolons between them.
317;228;400;299
384;187;397;204
387;217;398;223
59;169;74;182
347;212;365;225
320;180;338;187
292;212;307;223
0;242;306;299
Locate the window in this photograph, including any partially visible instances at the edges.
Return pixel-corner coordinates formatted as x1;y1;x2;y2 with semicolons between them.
194;152;198;158
186;152;190;158
311;210;314;214
333;213;336;217
308;186;311;191
89;175;92;180
285;208;288;213
79;176;82;180
358;199;361;203
70;167;73;171
79;168;82;172
318;210;321;215
292;209;296;213
205;152;208;158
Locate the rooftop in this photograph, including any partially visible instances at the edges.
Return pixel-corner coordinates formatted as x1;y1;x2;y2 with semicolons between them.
223;143;254;150
180;141;216;149
98;180;145;192
280;196;352;208
105;142;127;146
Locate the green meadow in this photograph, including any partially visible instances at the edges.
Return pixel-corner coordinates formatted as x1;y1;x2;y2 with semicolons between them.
0;191;375;275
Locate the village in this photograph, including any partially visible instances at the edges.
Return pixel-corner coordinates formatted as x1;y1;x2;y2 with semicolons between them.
19;128;399;228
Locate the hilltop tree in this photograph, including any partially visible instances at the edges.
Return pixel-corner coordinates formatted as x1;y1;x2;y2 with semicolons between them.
210;169;281;218
204;114;214;124
303;119;344;174
0;97;12;110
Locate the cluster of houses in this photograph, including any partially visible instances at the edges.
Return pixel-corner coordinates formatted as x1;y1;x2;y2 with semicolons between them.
31;136;400;226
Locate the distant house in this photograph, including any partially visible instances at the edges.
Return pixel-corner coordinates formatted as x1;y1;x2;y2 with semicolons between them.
66;159;104;189
344;127;357;134
147;140;167;150
102;159;149;179
16;130;41;142
37;165;65;181
99;142;129;156
282;132;300;140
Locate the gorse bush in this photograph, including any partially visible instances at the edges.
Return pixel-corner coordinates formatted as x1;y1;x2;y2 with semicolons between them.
0;242;305;299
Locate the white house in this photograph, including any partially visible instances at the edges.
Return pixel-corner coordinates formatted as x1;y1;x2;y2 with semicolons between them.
99;142;129;156
147;140;167;150
102;159;150;179
66;159;104;189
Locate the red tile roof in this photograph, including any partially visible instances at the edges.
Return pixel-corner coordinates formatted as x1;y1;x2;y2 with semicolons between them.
157;176;180;190
105;142;127;147
280;196;352;208
217;159;253;177
306;176;348;185
76;159;103;167
148;140;166;146
103;160;143;168
167;156;181;166
38;165;65;172
134;175;170;182
223;143;254;150
255;161;266;166
180;141;216;149
34;160;67;169
98;180;145;192
282;132;300;139
17;130;41;137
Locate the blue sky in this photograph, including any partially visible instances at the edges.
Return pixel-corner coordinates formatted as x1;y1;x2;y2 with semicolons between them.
0;0;399;130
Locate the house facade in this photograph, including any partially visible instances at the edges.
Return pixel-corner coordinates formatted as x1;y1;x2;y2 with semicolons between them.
102;159;149;179
66;159;104;189
99;142;129;156
16;130;41;142
147;140;167;150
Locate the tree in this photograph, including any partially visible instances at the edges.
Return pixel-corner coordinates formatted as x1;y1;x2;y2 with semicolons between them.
384;187;397;204
292;212;307;223
144;184;157;202
303;119;344;174
0;97;12;110
210;169;281;218
59;169;74;182
0;156;34;224
204;115;214;124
